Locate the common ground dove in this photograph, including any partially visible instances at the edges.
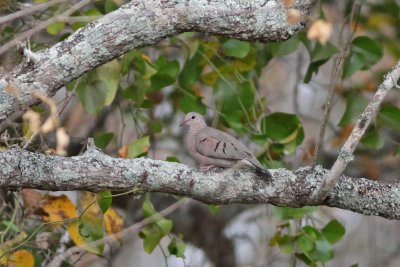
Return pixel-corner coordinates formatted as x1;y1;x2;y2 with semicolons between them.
180;112;272;178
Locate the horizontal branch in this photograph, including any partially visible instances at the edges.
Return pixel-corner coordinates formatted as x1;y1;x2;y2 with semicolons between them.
0;0;315;123
0;145;399;220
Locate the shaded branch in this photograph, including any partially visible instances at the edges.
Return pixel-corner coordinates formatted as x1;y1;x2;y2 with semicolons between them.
0;145;399;220
0;0;315;123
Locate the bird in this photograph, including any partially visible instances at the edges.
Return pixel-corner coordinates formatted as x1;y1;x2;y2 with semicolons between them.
180;111;272;178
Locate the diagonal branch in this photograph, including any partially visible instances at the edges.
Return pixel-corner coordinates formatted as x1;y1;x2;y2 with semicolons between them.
0;0;315;124
311;60;400;202
0;144;400;220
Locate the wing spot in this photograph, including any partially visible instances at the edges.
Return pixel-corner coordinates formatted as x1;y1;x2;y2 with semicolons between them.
200;138;208;143
231;143;238;151
214;141;221;152
223;142;226;154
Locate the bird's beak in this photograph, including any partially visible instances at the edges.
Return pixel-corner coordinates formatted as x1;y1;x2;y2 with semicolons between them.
179;119;189;127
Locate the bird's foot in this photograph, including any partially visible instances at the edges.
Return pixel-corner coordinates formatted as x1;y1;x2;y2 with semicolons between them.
199;164;215;172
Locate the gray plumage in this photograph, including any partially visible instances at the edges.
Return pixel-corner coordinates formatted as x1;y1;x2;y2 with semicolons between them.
180;112;271;178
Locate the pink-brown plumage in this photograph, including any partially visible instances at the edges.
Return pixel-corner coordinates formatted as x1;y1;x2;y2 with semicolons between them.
180;112;271;178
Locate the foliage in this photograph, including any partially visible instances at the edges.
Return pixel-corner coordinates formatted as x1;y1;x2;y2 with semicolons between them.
0;0;399;266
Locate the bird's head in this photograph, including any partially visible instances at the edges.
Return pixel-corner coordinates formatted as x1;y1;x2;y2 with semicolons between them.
180;112;206;128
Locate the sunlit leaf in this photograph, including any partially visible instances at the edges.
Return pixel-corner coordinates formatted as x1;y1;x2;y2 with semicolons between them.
46;22;64;35
9;250;34;267
41;195;78;224
127;136;150;158
168;238;186;258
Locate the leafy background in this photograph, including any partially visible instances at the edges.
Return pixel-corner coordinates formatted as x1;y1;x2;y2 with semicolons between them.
0;0;400;266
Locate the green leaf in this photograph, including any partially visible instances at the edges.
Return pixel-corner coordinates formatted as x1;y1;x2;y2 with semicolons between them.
104;0;119;13
155;218;173;235
208;205;221;214
278;234;296;254
139;224;164;254
94;132;114;149
269;35;300;56
148;73;175;92
143;198;156;218
261;112;304;144
303;42;338;83
76;60;121;114
338;94;368;126
179;50;204;90
310;42;339;62
297;234;315;253
321;219;345;244
343;36;383;78
378;104;400;131
179;94;206;114
222;39;251;59
272;206;316;220
168;238;186;258
127;136;150;158
239;81;255;111
308;236;333;263
361;130;384;149
97;191;112;214
46;22;64;35
343;52;365;79
80;215;105;253
166;156;180;163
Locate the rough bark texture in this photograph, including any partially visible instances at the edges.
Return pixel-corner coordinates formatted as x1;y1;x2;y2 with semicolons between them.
0;0;315;123
1;145;399;220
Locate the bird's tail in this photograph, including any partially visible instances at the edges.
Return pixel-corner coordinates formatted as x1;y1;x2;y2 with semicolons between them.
248;157;272;179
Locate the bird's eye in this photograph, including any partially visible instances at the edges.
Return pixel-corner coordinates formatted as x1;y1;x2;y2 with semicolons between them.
191;115;196;119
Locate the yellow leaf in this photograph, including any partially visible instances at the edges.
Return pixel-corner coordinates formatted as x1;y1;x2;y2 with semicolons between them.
104;208;124;241
41;195;78;225
9;250;34;267
0;232;28;265
68;221;101;254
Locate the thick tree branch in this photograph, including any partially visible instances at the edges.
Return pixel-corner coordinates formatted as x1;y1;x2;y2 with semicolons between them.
0;0;315;123
0;145;399;220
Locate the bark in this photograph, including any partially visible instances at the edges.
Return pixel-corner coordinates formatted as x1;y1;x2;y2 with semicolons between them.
1;143;399;220
0;0;315;123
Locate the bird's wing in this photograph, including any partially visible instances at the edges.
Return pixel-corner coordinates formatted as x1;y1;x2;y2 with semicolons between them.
195;127;253;160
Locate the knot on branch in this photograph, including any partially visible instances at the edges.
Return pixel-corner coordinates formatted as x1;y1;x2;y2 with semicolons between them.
84;138;101;155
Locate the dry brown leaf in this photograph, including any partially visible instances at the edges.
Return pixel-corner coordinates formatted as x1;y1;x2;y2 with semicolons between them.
41;195;78;225
104;208;124;241
307;19;333;45
56;127;70;156
287;9;301;25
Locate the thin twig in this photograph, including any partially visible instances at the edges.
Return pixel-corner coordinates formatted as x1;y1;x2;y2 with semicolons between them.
311;60;400;202
0;0;93;56
312;51;345;167
312;2;361;167
0;0;67;25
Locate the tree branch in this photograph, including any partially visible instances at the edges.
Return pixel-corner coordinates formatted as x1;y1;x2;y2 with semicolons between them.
311;60;400;202
0;0;315;123
0;144;399;220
